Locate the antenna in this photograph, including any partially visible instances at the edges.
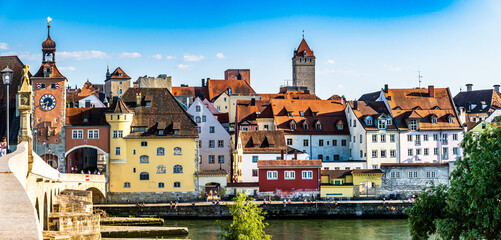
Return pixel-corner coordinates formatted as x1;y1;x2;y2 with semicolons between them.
417;68;423;88
302;30;304;39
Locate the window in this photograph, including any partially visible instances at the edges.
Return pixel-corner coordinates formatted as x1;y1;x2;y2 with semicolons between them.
202;116;206;122
366;117;373;125
196;105;201;112
448;116;454;124
210;126;215;133
197;127;201;133
353;119;357;127
409;119;418;130
334;155;340;161
426;172;436;178
267;171;278;180
407;135;413;142
353;136;356;142
302;171;313;179
252;169;258;177
381;150;387;158
72;130;83;139
372;134;378;143
158;182;165;188
123;182;131;188
372;165;378;169
390;134;395;143
408;171;418;178
303;121;309;131
173;182;181;188
431;115;438;124
115;147;121;155
252;156;258;162
390;150;396;158
360;150;364;158
174;147;182;155
195;116;201;123
303;139;309;147
390;172;401;178
290;121;296;131
139;155;149;163
209;140;215;148
416;149;421;155
387;119;392;126
415;135;421;146
133;149;136;155
319;140;324;146
133;167;136;173
318;154;323;161
360;134;363;143
337;122;344;130
157;147;165;156
423;135;429;141
333;139;338;146
442;147;449;159
287;139;293;145
217;106;220;111
173;165;183;173
433;134;439;141
312;112;318;118
284;171;295;180
442;134;448;144
453;147;459;155
372;150;378;158
380;134;386;143
424;148;429;156
112;130;123;138
341;140;347;146
217;140;224;148
218;155;224;163
315;122;322;131
139;172;149;180
198;140;202;148
408;149;413;156
287;111;293;117
141;141;148;147
88;130;99;139
378;119;387;129
209;155;215;164
434;148;439;155
453;134;458;141
156;165;166;174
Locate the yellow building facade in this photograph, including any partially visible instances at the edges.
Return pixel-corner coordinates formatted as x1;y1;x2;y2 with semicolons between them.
320;169;383;198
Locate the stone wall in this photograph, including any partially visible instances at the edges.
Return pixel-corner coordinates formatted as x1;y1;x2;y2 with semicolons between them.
96;202;411;219
380;164;450;199
107;191;200;204
292;58;315;94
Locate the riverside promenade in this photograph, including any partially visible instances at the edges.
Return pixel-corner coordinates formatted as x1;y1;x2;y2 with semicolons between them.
95;200;412;219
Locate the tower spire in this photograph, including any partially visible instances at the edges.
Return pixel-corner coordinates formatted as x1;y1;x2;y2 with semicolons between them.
302;30;304;39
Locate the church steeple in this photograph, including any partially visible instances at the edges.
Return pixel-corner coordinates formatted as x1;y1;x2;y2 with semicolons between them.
42;17;56;63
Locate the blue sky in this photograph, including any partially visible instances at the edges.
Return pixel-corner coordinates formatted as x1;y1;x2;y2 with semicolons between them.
1;0;500;99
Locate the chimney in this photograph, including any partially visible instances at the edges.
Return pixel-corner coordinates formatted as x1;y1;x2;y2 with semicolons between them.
201;79;205;87
353;101;358;110
428;85;435;98
341;96;345;105
466;84;473;92
281;150;284;160
384;84;389;93
251;97;256;106
136;92;141;106
294;150;298;160
494;84;500;93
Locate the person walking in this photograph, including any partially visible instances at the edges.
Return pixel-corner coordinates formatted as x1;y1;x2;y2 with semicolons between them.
0;137;7;157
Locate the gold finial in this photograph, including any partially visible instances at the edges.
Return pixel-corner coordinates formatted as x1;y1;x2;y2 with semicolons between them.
47;17;52;26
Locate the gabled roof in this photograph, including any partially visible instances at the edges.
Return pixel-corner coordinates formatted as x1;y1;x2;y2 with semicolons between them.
259;93;319;101
350;101;397;131
236;100;271;126
321;170;351;179
454;89;501;114
107;67;131;80
113;98;132;113
257;160;322;168
66;108;109;126
270;99;349;135
207;79;256;101
358;91;381;101
32;62;66;79
171;86;209;100
293;39;315;59
114;88;198;137
240;130;289;153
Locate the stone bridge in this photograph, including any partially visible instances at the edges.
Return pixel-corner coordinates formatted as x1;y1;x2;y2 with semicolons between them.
0;142;106;239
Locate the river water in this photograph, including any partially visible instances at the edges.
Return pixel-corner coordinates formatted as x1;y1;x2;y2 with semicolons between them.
163;219;414;240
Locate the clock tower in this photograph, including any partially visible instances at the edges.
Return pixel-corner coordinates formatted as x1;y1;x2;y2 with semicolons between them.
31;18;67;170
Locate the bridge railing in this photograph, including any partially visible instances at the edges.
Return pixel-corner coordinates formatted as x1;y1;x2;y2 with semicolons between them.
59;173;106;183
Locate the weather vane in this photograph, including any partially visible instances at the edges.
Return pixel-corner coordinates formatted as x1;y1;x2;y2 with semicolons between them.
418;69;423;88
47;17;52;26
302;30;304;39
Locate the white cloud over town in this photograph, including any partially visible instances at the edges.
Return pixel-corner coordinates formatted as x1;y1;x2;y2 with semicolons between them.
0;43;8;50
58;51;109;60
166;56;176;60
216;53;225;59
176;64;191;70
58;66;77;71
152;54;162;60
184;54;205;61
119;52;142;58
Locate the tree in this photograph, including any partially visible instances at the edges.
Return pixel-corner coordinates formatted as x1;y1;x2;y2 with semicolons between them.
220;193;271;240
407;127;501;240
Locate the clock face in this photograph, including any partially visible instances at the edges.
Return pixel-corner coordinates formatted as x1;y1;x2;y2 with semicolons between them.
40;94;56;111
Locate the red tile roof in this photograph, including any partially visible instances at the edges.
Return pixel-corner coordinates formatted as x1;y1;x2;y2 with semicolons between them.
171;86;209;100
32;62;66;79
65;108;108;126
240;130;297;153
207;79;255;101
257;160;322;168
107;67;130;80
236;100;271;126
350;101;397;131
259;93;319;101
293;39;315;59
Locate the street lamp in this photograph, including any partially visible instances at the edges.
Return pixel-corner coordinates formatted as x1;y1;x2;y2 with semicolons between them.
1;66;13;154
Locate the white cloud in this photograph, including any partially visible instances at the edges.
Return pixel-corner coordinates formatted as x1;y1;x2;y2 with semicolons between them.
337;84;344;89
119;52;141;58
58;66;76;72
0;51;41;60
216;52;225;59
0;43;8;50
184;54;205;62
59;51;109;60
166;56;176;60
384;64;401;72
152;54;162;60
176;64;191;70
326;59;335;64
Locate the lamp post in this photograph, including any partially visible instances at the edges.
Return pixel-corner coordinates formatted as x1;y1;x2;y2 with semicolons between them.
1;66;13;154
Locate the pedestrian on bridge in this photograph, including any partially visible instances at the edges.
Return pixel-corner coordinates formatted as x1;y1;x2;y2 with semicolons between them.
0;137;6;157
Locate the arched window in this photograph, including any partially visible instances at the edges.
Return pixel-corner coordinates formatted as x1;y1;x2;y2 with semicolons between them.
448;116;454;124
139;155;149;164
337;121;344;131
174;182;181;188
431;115;438;124
303;121;309;131
173;165;183;173
156;165;166;174
196;105;201;112
290;121;296;131
174;147;182;155
195;116;201;123
158;182;165;188
123;182;131;188
378;119;387;129
157;147;165;156
366;116;373;126
139;172;149;180
315;122;322;131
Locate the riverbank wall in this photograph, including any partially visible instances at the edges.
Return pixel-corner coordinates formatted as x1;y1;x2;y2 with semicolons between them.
96;202;411;219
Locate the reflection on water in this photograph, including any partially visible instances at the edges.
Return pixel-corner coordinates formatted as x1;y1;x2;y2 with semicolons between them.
163;219;412;240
